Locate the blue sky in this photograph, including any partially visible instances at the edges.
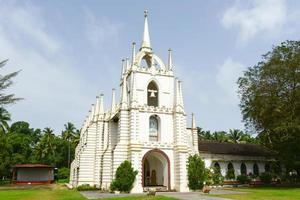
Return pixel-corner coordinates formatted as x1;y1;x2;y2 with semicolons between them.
1;0;299;133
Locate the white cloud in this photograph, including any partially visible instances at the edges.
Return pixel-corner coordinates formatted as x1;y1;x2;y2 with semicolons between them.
222;0;287;43
85;10;121;47
216;58;245;104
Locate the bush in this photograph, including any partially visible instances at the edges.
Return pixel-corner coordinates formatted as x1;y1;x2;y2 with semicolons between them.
110;160;138;193
77;184;97;191
259;172;273;184
212;171;224;185
226;168;235;180
237;174;251;184
57;167;70;179
187;155;207;190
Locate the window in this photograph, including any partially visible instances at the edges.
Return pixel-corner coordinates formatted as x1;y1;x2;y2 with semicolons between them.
147;81;158;107
149;115;159;141
241;163;247;175
253;163;259;176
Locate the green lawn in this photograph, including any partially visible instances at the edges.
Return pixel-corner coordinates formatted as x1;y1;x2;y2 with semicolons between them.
0;184;176;200
0;185;85;200
214;187;300;200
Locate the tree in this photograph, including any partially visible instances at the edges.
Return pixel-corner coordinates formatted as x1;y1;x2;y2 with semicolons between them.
110;160;138;193
0;59;22;106
34;127;56;164
228;129;242;143
187;154;207;190
0;107;10;133
238;40;300;173
62;122;76;168
211;131;229;142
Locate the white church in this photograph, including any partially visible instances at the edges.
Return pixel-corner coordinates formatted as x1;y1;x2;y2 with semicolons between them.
70;11;273;193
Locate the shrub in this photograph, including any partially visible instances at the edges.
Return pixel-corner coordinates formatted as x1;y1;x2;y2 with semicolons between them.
226;168;235;180
212;171;224;185
110;160;138;193
77;184;97;191
187;155;207;190
57;167;70;179
259;172;272;184
237;174;251;184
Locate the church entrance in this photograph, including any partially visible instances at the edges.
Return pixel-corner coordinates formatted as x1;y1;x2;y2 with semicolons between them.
142;149;170;191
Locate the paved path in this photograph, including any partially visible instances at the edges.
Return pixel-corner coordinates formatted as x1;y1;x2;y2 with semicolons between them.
80;189;245;200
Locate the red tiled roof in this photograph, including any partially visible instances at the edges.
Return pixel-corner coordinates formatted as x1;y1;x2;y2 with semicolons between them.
13;164;54;168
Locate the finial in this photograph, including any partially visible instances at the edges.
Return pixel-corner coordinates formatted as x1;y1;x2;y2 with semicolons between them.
144;10;148;17
132;42;136;65
168;48;173;70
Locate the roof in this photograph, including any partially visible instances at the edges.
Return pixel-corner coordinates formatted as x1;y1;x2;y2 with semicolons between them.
13;164;54;168
198;140;274;157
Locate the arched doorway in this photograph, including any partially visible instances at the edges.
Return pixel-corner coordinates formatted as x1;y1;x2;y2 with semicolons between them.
142;149;170;190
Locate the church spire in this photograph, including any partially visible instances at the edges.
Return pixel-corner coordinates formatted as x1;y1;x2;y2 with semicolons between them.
140;10;151;51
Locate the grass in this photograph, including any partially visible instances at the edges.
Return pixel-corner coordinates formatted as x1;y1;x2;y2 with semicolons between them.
0;184;86;200
0;184;176;200
214;187;300;200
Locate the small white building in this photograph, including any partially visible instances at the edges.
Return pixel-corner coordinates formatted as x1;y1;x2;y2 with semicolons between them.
70;11;272;192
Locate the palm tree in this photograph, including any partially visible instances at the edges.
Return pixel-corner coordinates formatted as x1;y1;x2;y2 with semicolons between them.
228;129;243;143
43;127;56;155
0;59;22;106
34;127;56;162
212;131;228;142
0;107;11;133
62;122;76;168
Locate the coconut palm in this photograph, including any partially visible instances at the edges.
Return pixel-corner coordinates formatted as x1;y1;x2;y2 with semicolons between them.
228;129;243;143
62;122;76;168
0;107;11;133
0;59;22;106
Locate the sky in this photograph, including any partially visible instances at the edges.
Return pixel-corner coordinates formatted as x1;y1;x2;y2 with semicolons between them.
0;0;299;133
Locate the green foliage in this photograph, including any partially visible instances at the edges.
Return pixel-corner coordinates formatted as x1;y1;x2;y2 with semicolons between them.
238;40;300;172
197;127;258;144
58;167;70;179
110;160;138;193
226;168;235;180
259;172;273;184
211;168;224;185
76;184;97;191
237;174;251;184
187;155;207;190
0;59;22;106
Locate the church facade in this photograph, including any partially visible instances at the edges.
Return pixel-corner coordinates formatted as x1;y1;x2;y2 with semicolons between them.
70;11;273;193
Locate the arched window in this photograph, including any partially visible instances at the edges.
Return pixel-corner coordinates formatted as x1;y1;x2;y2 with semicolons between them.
241;163;247;175
253;163;259;176
147;81;158;107
149;115;159;141
213;162;221;174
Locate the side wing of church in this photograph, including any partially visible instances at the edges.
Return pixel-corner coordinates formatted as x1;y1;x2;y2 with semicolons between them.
69;11;198;193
